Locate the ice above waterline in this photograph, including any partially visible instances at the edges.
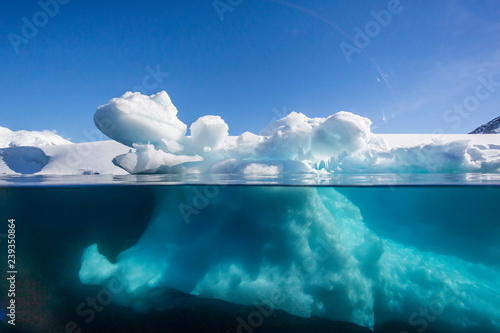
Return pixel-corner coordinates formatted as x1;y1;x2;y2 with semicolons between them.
94;91;500;174
94;91;186;149
79;186;500;331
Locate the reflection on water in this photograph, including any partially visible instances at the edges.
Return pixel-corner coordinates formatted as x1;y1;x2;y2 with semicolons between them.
1;172;500;186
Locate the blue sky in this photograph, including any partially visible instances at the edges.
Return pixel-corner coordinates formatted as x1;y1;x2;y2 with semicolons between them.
1;0;499;142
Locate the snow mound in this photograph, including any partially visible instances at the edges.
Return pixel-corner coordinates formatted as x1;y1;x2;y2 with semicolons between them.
0;127;71;148
94;91;500;175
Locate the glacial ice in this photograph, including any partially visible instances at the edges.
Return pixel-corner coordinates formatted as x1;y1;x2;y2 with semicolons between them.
79;186;500;332
94;91;500;175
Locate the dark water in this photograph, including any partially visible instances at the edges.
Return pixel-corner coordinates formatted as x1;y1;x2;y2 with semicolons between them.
0;176;499;333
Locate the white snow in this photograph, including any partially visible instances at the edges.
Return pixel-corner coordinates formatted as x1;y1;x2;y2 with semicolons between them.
0;140;130;175
39;140;131;175
0;126;12;136
0;127;71;148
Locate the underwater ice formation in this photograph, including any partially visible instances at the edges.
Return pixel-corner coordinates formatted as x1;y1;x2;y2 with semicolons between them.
79;186;500;332
94;91;500;175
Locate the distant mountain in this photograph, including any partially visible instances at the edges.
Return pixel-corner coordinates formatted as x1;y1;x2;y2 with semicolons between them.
0;126;72;148
469;116;500;134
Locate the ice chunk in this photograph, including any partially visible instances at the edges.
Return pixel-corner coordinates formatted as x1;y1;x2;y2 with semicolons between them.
259;111;319;136
230;132;264;158
113;143;203;174
256;112;318;160
94;91;187;148
311;111;372;159
188;115;229;154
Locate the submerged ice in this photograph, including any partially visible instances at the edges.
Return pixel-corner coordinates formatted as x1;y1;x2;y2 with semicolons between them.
79;186;500;332
94;91;500;175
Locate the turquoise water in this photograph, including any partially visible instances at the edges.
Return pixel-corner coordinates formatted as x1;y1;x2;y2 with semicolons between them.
0;175;499;333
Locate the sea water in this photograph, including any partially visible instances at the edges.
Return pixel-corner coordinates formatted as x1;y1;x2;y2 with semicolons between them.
0;174;499;333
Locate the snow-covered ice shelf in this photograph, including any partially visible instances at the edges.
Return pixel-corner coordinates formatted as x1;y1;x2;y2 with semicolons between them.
1;91;499;176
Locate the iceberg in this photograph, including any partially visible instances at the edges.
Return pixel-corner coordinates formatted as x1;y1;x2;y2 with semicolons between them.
76;92;500;331
93;91;500;175
94;91;187;150
1;90;497;332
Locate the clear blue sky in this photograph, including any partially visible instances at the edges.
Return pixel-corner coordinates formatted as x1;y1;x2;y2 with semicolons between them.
1;0;499;142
